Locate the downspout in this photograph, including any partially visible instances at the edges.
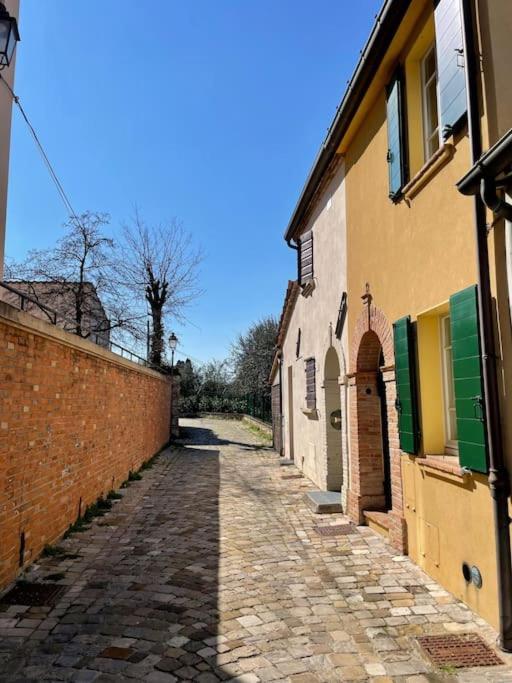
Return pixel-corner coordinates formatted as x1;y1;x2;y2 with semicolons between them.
278;351;284;456
460;0;512;651
287;238;300;285
506;191;512;326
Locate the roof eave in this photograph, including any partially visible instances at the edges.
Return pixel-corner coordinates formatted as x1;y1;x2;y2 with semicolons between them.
283;0;412;243
457;128;512;196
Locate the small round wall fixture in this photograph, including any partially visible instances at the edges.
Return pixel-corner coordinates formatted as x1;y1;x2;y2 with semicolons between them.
471;565;483;589
462;562;471;582
0;2;20;70
330;409;342;430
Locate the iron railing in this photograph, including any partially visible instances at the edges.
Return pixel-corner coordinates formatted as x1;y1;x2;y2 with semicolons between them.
243;392;272;424
0;280;160;371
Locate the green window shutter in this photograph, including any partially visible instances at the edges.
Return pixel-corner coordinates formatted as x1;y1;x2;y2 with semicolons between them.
393;316;419;454
386;68;408;200
434;0;467;139
450;285;488;473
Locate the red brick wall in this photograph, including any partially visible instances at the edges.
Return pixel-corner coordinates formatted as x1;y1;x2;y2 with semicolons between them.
0;303;171;589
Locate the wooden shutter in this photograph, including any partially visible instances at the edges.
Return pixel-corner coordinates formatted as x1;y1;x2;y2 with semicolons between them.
450;285;488;472
299;230;313;284
305;358;316;410
335;292;347;340
393;316;419;454
434;0;467;139
386;68;408;200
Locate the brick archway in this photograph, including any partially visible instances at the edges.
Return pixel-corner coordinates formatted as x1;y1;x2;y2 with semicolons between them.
348;305;406;552
351;304;394;374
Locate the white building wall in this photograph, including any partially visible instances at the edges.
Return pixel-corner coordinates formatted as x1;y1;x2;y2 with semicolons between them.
280;159;349;500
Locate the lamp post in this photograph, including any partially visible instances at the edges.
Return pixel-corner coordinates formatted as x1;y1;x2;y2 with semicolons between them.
168;332;178;374
168;332;179;439
0;2;20;70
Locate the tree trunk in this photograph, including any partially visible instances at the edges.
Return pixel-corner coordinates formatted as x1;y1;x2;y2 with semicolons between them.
150;304;164;365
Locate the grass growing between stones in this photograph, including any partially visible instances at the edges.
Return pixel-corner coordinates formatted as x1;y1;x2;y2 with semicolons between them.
242;420;273;445
42;545;80;561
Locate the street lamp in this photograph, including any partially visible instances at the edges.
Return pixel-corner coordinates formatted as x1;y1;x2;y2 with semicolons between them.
168;332;178;373
0;2;20;70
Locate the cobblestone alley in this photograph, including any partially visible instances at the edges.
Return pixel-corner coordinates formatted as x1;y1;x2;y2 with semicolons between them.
1;418;512;683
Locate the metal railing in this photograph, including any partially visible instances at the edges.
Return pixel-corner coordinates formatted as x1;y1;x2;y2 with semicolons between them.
0;280;160;371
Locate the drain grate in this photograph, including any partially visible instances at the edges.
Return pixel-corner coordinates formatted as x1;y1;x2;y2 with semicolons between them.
99;646;134;660
0;582;65;607
316;524;355;537
417;634;503;669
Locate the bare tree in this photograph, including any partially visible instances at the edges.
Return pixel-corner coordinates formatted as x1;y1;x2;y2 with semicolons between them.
115;211;202;366
5;212;141;345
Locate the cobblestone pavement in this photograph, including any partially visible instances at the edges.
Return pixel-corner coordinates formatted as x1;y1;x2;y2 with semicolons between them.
2;417;512;682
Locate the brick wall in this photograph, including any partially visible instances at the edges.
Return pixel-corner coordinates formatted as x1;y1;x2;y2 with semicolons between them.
0;302;171;590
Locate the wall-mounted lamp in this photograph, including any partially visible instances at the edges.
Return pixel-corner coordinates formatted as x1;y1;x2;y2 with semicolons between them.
0;2;20;70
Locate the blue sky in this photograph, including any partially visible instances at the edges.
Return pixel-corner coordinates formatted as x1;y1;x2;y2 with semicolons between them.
5;0;382;364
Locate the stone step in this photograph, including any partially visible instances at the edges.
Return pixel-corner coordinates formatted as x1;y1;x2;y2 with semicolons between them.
363;509;391;539
305;491;343;514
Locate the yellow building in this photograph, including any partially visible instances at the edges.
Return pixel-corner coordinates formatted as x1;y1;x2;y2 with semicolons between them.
282;0;512;646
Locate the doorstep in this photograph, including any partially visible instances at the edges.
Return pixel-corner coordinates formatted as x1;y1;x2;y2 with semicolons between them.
305;491;343;514
363;510;391;539
279;458;295;467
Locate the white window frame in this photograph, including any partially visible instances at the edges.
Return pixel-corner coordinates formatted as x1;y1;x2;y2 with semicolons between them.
440;315;458;455
420;44;441;161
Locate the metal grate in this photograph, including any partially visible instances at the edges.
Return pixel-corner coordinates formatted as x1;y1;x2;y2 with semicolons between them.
316;524;355;537
417;634;503;669
99;647;134;660
0;582;65;606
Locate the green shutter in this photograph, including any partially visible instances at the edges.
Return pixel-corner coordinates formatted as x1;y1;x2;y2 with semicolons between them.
393;316;419;454
450;285;488;472
386;68;408;200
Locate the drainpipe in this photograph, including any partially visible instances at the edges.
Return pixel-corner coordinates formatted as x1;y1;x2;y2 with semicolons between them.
286;238;300;285
278;351;284;456
506;192;512;325
460;0;512;651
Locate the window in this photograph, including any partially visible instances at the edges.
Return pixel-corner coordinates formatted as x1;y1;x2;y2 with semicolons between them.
296;328;301;358
421;44;440;160
305;358;316;410
440;315;457;452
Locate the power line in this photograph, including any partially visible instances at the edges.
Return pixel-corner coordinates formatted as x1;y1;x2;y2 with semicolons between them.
0;73;82;227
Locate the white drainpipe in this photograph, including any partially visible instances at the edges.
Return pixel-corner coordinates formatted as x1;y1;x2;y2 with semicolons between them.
506;192;512;326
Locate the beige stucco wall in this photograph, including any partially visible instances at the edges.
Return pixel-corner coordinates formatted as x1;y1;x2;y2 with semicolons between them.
280;161;349;497
0;0;19;280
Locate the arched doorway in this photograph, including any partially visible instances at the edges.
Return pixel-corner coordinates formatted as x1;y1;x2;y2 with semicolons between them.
348;303;406;552
323;347;343;491
354;330;391;512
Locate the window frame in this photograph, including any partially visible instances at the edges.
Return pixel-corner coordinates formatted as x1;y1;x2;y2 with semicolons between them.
420;43;441;162
440;314;458;455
